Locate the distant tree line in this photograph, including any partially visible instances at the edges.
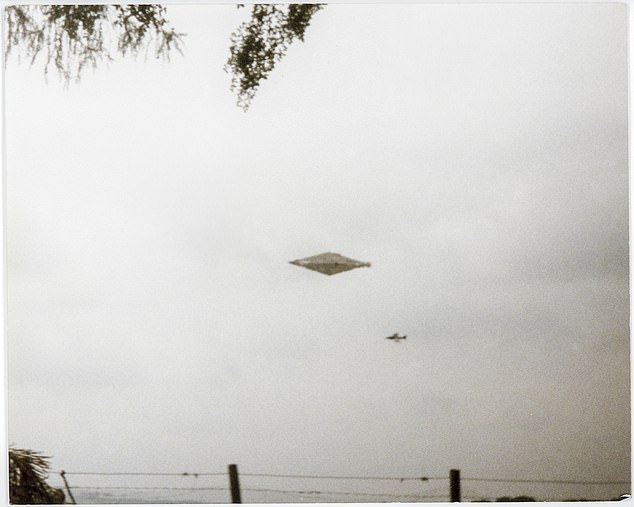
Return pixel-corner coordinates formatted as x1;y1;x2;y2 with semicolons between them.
473;496;536;502
474;495;628;502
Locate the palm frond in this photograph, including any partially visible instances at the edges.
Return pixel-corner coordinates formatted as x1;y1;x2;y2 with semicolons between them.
8;447;65;505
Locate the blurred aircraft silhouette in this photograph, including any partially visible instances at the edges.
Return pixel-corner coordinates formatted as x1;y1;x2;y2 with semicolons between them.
386;333;407;342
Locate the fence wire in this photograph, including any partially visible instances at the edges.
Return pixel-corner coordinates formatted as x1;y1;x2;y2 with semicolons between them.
51;469;630;504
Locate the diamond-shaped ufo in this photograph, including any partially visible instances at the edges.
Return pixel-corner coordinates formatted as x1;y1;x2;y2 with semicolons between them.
289;252;371;276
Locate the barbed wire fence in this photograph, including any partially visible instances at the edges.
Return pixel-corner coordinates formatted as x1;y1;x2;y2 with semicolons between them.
48;466;631;504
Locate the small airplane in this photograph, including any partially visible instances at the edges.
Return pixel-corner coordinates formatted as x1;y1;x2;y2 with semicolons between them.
386;333;407;342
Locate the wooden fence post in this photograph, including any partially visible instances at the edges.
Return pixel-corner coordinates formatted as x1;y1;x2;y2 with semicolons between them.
228;464;242;503
60;470;77;504
450;469;461;502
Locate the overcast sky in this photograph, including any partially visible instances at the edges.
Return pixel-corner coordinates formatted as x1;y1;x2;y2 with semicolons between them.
4;2;630;503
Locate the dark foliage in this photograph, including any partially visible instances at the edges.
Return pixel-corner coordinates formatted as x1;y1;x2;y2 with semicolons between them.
496;495;536;502
8;448;65;504
5;3;322;110
4;4;183;82
225;4;323;110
